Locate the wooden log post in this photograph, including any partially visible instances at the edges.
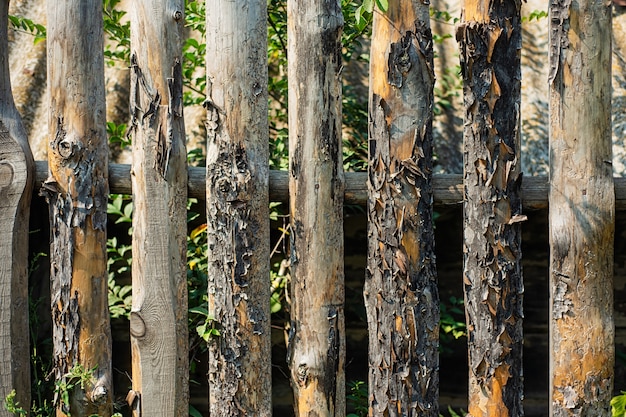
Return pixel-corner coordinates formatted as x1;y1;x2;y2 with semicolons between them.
364;1;440;415
548;1;614;415
205;0;272;416
0;1;33;413
128;1;189;416
43;1;113;415
286;0;346;415
457;1;525;415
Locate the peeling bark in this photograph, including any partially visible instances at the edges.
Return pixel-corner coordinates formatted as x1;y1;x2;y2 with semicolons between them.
457;1;524;415
129;1;189;416
205;1;271;415
43;1;112;415
364;1;440;416
0;1;33;413
287;0;346;415
548;1;614;416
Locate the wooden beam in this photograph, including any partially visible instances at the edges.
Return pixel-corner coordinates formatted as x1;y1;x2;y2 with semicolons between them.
34;161;626;210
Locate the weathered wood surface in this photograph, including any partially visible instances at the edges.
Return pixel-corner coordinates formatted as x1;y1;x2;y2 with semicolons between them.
128;1;188;416
43;1;113;415
205;0;272;415
0;1;33;413
458;0;525;415
364;1;440;415
287;0;346;415
548;1;614;415
33;161;626;209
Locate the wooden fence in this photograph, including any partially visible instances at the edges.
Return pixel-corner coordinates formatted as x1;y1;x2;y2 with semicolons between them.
0;0;620;416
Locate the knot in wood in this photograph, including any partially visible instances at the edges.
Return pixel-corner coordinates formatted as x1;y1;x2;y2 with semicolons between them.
296;363;308;387
0;161;13;189
58;138;75;159
130;311;146;338
90;384;108;403
172;9;183;21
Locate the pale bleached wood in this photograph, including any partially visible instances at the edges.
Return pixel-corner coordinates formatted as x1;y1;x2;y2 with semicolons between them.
128;1;188;416
0;1;33;414
44;1;112;415
205;1;272;415
287;0;346;415
548;1;614;415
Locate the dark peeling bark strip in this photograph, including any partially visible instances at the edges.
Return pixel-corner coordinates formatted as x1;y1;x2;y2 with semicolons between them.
365;2;439;416
457;1;524;415
548;1;614;415
287;0;346;415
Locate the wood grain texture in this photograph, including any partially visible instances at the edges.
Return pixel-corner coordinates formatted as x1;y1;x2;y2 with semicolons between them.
287;0;346;415
0;1;33;413
365;1;440;415
459;1;525;415
128;1;188;416
548;1;614;415
44;1;113;415
205;1;272;415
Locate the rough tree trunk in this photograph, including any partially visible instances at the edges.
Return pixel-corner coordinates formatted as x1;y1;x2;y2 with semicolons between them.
128;1;189;416
0;1;33;413
287;0;346;415
205;0;272;415
548;1;614;415
457;1;525;415
43;1;113;415
364;1;439;416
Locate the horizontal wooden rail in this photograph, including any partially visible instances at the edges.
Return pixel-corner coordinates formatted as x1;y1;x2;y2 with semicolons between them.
34;160;626;209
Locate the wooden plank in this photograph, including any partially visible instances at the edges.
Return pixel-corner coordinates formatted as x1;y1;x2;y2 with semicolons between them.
364;1;439;415
205;0;272;415
548;1;614;415
43;1;113;415
458;0;525;414
0;2;33;413
286;0;346;415
33;162;626;209
128;2;188;416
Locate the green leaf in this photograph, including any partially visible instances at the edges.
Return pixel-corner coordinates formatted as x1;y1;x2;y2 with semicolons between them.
375;0;388;12
612;392;626;417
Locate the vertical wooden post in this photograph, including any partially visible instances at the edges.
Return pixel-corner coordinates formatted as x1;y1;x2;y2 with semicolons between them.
457;1;525;415
287;0;346;415
0;0;33;413
44;1;113;415
364;1;439;415
548;1;614;415
128;1;188;416
205;0;272;415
